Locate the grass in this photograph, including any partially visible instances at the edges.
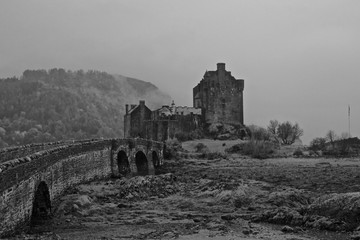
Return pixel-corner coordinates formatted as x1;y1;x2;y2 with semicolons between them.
182;139;243;153
225;140;277;159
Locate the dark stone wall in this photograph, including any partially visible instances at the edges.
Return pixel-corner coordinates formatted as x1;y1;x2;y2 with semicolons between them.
0;140;80;163
124;102;152;138
0;139;106;164
0;140;112;236
143;114;202;141
193;63;244;126
0;138;164;237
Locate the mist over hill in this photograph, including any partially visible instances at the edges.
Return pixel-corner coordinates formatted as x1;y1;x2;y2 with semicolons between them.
0;69;171;148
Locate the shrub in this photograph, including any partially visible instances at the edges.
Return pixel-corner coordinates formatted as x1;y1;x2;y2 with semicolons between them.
309;137;326;151
225;140;277;159
247;124;271;141
189;129;204;140
164;139;183;159
225;143;244;153
194;142;208;153
207;122;244;139
293;148;303;157
233;194;252;208
175;129;204;142
198;151;227;160
174;132;192;142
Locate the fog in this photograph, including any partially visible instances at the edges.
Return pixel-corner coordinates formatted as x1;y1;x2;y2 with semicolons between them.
1;0;359;144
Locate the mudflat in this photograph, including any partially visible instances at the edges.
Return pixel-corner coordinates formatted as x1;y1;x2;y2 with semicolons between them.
15;154;360;240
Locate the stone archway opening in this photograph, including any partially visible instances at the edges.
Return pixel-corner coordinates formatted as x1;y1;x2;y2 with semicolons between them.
117;150;130;176
30;181;51;226
135;151;149;176
152;151;160;168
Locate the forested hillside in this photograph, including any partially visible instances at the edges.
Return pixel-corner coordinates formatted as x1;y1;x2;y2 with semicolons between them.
0;69;171;148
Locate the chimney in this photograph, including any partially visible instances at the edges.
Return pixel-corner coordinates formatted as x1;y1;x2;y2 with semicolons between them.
139;100;145;106
217;63;225;71
125;104;129;114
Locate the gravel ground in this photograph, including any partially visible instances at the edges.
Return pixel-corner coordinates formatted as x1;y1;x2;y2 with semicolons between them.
8;141;360;240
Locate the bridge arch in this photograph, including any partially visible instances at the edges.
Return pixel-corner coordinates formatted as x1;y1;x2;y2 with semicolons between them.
135;151;148;176
117;150;130;175
152;151;160;168
31;181;51;226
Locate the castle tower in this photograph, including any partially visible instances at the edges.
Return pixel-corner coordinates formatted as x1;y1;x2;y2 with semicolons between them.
193;63;244;125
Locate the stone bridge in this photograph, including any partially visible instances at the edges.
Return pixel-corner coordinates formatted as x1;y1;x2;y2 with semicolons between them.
0;138;164;237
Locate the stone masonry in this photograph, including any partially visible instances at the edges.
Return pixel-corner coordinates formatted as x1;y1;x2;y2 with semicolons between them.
0;138;163;237
193;63;244;126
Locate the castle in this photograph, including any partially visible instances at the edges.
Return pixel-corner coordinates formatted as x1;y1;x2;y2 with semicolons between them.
124;63;245;141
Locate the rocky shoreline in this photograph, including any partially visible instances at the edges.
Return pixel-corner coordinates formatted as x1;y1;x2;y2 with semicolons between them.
8;156;360;240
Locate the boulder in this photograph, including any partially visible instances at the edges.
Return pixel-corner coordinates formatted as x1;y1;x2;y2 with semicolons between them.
307;192;360;230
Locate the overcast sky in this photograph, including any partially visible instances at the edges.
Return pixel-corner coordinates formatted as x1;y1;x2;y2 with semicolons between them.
1;0;359;144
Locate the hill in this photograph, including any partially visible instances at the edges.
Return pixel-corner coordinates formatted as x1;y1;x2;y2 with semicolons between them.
0;69;171;147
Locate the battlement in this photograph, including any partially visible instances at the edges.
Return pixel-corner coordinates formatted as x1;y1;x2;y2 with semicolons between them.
217;62;226;71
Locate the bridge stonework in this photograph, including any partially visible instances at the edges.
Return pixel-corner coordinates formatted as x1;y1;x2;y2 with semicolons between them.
0;138;164;237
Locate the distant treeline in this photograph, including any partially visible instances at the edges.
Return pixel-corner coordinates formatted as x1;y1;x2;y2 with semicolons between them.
0;69;170;148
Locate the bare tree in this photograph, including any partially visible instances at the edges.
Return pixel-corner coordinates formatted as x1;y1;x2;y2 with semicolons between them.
267;120;280;143
248;124;271;142
325;130;338;149
268;120;303;145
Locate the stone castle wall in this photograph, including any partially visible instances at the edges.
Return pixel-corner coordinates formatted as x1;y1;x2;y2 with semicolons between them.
193;63;244;126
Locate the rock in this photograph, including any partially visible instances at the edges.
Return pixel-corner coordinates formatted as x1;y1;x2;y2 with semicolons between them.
162;231;176;238
351;233;360;240
304;215;345;231
294;226;304;232
117;203;131;208
125;193;133;199
281;225;294;233
267;188;311;208
221;214;236;221
72;204;79;212
259;207;304;226
116;173;178;200
242;229;252;235
217;133;231;140
206;222;225;231
247;206;256;211
75;195;92;206
307;192;360;230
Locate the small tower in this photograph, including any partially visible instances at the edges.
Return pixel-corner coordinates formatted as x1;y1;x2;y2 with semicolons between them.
170;100;176;115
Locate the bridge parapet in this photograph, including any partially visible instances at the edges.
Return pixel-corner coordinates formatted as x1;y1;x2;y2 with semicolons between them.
0;139;106;164
0;139;113;193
